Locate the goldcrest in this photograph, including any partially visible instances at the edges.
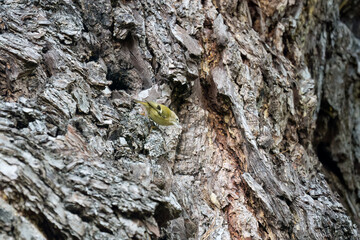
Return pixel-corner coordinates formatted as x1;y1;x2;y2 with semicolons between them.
135;100;180;126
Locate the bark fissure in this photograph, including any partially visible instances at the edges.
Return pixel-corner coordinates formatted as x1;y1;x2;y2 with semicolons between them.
0;0;359;239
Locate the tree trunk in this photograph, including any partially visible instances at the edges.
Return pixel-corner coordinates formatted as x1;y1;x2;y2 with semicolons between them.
0;0;359;239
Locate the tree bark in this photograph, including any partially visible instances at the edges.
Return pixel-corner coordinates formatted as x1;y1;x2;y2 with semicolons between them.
0;0;359;239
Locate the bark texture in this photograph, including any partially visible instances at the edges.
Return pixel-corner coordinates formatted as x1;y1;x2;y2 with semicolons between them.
0;0;359;239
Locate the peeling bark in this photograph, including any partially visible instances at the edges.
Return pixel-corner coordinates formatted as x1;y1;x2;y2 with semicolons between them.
0;0;359;239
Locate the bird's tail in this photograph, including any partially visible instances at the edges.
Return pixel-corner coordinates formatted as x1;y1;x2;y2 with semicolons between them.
133;99;147;105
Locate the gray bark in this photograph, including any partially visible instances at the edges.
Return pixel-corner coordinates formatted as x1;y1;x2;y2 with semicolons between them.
0;0;359;239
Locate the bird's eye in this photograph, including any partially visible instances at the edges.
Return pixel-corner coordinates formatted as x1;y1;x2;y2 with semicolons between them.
157;105;161;110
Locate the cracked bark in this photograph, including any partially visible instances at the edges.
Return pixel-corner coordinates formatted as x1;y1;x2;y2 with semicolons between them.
0;0;359;239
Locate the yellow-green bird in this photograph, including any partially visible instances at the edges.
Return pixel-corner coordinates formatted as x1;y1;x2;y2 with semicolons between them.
135;100;180;126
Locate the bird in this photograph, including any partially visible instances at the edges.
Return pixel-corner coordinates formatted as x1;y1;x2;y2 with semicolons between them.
134;100;180;126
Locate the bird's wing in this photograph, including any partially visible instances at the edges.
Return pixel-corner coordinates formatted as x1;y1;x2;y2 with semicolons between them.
147;101;166;118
